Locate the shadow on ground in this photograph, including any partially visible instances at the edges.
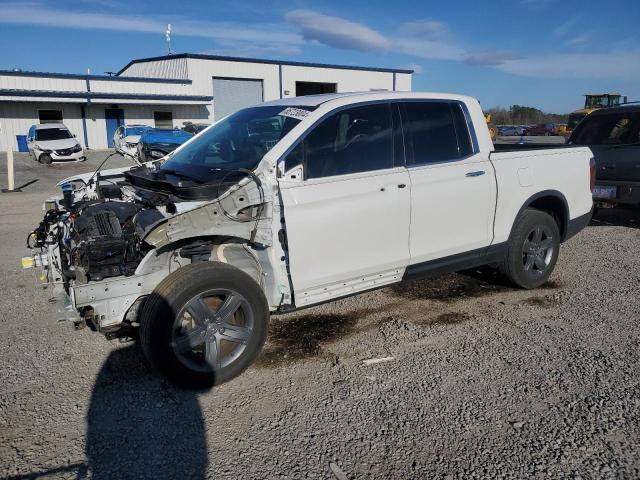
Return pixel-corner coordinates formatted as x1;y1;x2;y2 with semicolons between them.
389;267;562;303
84;343;208;480
590;205;640;229
256;307;382;368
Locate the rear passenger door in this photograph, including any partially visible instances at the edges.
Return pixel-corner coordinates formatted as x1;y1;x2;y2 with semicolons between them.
401;101;496;266
279;102;411;307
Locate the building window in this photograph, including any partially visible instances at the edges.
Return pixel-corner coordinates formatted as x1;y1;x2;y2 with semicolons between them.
154;111;173;129
39;109;63;124
296;81;337;96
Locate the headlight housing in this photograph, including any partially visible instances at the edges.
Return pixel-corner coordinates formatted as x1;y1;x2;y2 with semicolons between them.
72;144;82;153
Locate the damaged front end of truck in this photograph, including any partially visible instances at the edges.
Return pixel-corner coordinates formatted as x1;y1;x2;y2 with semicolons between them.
23;105;310;342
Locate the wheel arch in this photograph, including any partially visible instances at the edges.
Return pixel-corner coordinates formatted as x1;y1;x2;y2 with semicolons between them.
511;190;570;242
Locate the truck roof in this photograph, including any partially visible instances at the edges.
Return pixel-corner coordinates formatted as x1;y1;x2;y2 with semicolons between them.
260;91;478;108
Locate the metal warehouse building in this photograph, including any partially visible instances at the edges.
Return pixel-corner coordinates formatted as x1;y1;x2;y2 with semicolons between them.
0;53;412;151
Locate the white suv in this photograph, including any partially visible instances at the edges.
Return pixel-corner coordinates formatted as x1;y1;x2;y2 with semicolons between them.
27;124;85;164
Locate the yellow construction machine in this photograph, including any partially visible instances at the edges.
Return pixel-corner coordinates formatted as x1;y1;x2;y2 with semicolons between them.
566;93;627;134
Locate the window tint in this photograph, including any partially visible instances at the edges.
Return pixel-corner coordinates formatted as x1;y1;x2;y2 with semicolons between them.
404;102;470;165
571;112;640;145
302;103;394;179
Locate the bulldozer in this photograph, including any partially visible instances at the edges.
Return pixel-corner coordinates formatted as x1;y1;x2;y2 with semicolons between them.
566;93;627;134
485;113;498;140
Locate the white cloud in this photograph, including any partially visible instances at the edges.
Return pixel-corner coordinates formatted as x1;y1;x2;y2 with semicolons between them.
401;20;449;41
553;15;582;37
0;2;303;46
496;51;640;79
285;10;391;52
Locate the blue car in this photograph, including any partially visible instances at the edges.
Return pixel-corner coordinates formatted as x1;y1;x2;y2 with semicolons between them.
137;128;193;163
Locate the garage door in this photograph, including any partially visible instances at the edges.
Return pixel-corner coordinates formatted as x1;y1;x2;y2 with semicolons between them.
212;78;264;120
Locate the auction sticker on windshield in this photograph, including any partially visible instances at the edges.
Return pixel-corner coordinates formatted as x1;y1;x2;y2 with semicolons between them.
279;108;310;120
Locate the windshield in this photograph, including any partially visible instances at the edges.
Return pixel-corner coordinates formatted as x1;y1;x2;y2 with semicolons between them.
160;105;315;182
35;128;72;141
125;126;146;136
571;111;640;145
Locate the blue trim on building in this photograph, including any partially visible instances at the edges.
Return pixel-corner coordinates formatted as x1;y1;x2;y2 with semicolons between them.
0;89;213;102
117;53;415;76
0;69;192;84
278;64;283;99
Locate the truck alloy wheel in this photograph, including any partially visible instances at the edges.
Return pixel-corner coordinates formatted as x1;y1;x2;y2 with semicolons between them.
172;289;254;373
139;262;269;389
500;208;560;289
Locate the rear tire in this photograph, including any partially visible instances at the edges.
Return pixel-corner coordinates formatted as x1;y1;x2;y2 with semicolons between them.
139;262;269;389
500;209;560;289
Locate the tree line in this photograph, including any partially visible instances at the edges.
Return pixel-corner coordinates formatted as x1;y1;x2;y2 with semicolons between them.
486;105;569;125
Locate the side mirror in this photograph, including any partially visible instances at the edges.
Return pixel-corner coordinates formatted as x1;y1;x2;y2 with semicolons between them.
27;137;33;141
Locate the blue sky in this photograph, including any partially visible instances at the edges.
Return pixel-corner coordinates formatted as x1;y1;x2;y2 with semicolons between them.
1;0;639;112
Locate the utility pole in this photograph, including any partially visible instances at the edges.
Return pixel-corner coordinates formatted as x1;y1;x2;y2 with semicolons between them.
166;24;173;55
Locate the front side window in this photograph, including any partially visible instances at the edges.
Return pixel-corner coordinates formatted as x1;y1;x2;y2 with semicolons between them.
299;103;394;179
403;101;472;165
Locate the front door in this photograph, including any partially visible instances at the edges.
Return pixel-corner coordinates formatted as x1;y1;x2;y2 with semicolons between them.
105;109;124;147
279;102;411;307
400;101;496;266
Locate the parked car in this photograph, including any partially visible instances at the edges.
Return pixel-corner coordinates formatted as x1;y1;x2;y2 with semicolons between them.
182;122;210;135
498;125;519;136
27;124;85;164
137;128;193;163
26;92;593;388
524;123;557;136
113;124;149;159
568;105;640;205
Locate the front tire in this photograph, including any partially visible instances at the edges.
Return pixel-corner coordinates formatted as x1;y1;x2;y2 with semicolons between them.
139;262;269;389
39;153;52;164
500;209;560;289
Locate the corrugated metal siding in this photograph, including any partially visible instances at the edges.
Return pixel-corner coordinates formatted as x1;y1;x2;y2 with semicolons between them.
212;78;263;120
119;58;188;79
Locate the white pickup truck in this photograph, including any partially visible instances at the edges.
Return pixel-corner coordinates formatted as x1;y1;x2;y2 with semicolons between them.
26;92;594;388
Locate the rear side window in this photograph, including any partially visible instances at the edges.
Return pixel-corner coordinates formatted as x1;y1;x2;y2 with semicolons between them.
571;111;640;145
403;101;473;165
301;103;394;179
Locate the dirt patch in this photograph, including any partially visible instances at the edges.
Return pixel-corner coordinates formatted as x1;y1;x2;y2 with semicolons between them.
413;311;473;328
522;296;560;308
389;267;563;303
256;309;371;368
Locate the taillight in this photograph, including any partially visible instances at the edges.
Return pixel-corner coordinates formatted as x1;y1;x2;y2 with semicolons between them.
589;157;596;192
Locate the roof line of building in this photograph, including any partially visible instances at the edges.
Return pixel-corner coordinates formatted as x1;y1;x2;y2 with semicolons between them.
117;53;414;76
0;89;212;102
0;69;192;84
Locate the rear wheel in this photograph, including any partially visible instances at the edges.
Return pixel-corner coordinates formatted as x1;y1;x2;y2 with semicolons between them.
500;209;560;289
139;262;269;389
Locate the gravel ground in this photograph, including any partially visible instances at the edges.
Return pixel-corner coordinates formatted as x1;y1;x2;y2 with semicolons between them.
1;152;639;479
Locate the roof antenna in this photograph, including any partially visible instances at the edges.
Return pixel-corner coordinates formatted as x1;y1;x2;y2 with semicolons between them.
166;24;173;55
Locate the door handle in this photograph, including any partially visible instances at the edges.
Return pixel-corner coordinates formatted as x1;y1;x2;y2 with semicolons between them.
397;183;407;188
465;171;485;177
